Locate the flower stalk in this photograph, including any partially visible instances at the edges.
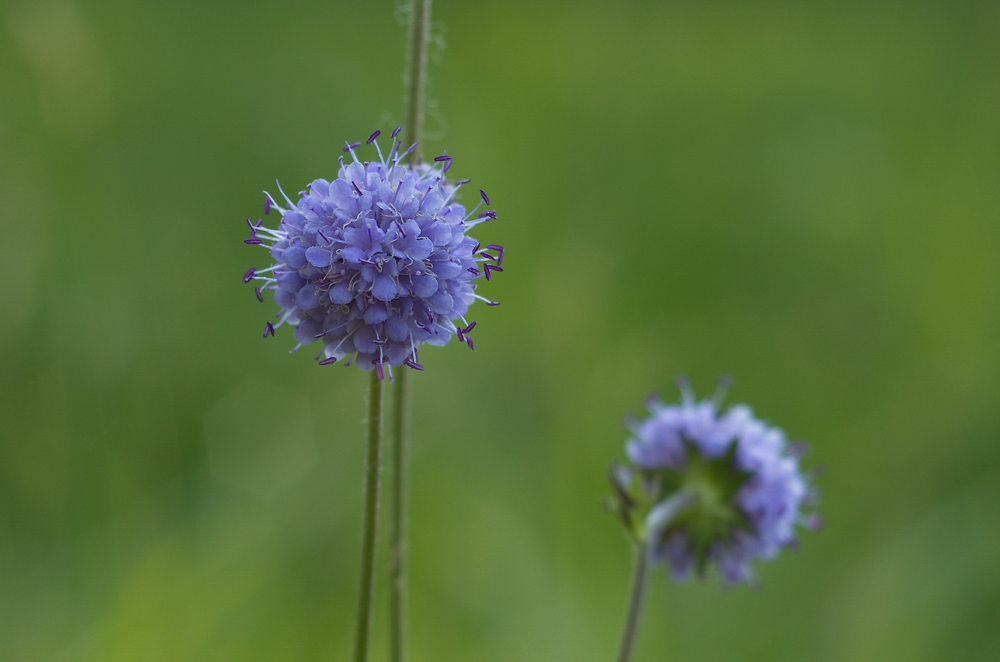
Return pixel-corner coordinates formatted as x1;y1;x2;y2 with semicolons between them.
615;490;697;662
352;371;384;662
390;2;432;661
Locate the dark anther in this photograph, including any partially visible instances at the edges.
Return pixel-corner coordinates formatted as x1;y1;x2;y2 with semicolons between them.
468;267;480;275
456;328;465;342
485;300;500;306
477;211;497;220
480;190;490;205
472;242;481;255
485;244;504;265
243;268;256;283
404;359;424;371
391;126;402;138
255;287;264;302
263;321;275;337
244;238;262;245
480;252;497;262
484;264;503;281
373;338;386;346
463;321;477;334
434;153;450;162
466;337;474;350
344;141;362;152
319;357;338;365
455;179;471;186
352;182;363;196
246;217;256;232
367;130;381;144
375;362;385;380
265;197;271;215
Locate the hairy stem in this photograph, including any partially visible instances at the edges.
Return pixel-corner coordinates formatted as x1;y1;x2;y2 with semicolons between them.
402;0;432;165
390;3;432;662
615;490;697;662
388;367;410;662
352;371;384;662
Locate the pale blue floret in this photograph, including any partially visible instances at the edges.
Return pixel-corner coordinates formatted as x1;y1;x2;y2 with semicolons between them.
625;384;817;585
243;129;503;377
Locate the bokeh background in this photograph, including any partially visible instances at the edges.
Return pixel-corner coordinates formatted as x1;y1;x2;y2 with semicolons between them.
2;0;1000;660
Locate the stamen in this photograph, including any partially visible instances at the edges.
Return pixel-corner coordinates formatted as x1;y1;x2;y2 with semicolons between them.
479;189;490;205
711;375;735;408
397;142;418;162
462;321;476;334
367;130;381;144
484;264;503;280
319;357;338;365
276;180;295;208
466;337;474;350
455;179;471;186
244;238;263;245
265;196;271;215
404;359;424;371
788;441;810;458
263;321;275;337
391;126;402;138
344;141;362;152
254;287;264;302
353;182;363;196
243;268;256;283
674;375;694;406
485;244;504;265
375;361;385;380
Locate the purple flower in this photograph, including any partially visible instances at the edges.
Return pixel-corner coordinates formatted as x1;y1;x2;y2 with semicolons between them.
243;130;503;377
612;380;818;585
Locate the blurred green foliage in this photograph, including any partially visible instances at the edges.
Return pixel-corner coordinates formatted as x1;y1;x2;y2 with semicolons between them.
2;0;999;660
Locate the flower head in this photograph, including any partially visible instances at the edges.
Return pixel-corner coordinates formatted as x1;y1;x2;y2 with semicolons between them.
243;129;503;378
610;379;818;585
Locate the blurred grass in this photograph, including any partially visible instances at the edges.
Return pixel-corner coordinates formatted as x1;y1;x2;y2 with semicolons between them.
1;0;999;660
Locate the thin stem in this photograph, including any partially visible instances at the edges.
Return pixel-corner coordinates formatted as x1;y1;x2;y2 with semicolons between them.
391;3;431;662
352;371;384;662
615;490;697;662
402;0;432;164
616;541;651;662
388;368;409;662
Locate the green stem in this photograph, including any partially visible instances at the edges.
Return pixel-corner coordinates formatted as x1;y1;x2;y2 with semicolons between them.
402;0;432;165
390;3;431;662
615;490;697;662
352;371;384;662
388;368;409;662
616;540;651;662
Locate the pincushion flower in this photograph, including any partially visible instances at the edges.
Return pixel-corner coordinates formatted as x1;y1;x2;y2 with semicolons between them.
242;128;503;378
611;381;819;585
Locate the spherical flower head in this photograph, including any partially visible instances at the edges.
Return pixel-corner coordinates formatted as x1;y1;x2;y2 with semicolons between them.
611;380;818;585
242;129;504;378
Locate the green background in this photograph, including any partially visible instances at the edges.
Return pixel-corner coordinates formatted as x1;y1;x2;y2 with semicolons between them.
2;0;999;660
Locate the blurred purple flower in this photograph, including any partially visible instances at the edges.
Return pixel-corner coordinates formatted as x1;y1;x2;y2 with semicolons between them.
243;129;502;378
617;380;818;585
